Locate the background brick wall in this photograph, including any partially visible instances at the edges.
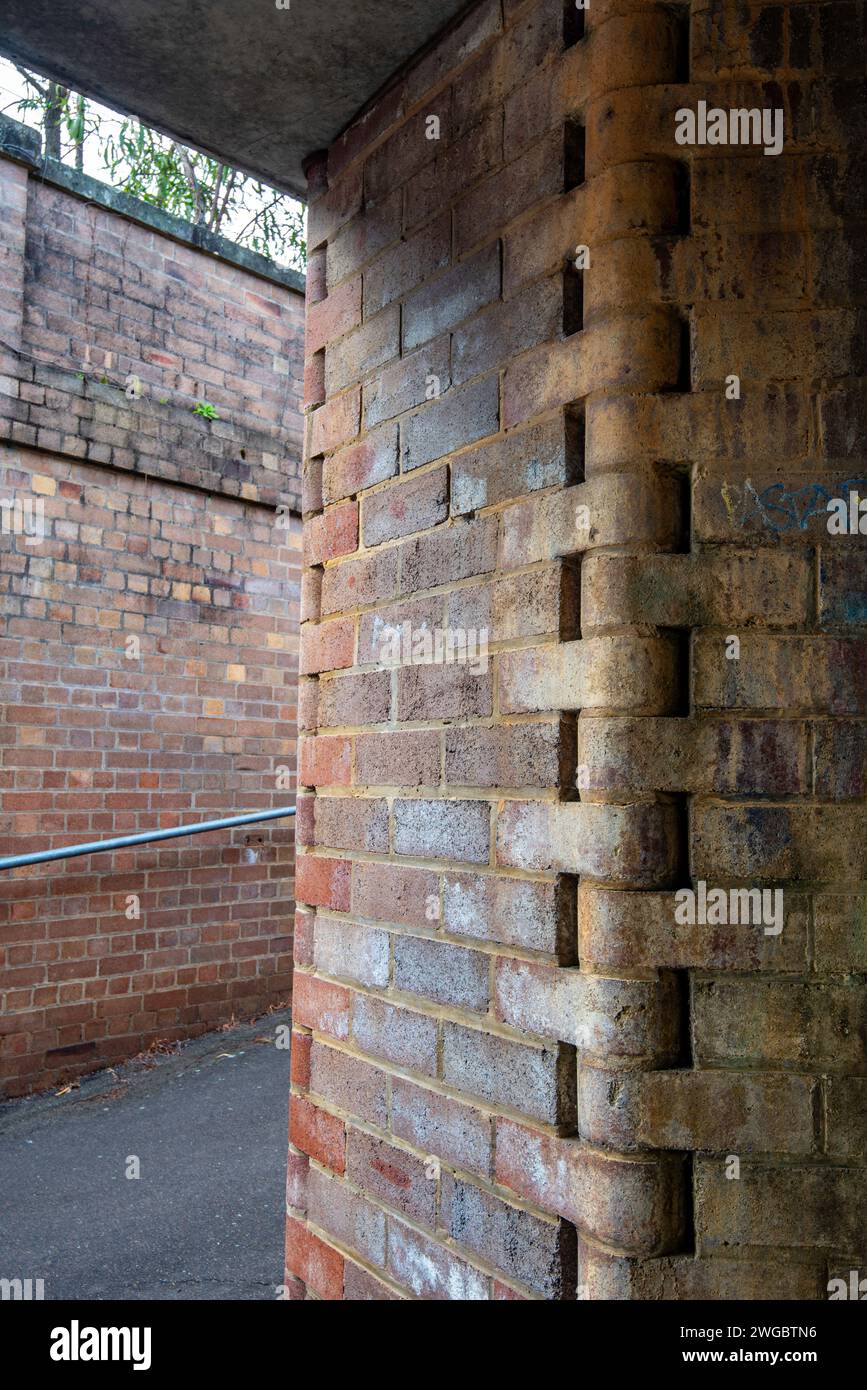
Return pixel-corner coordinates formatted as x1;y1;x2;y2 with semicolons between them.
288;0;866;1299
0;137;305;1096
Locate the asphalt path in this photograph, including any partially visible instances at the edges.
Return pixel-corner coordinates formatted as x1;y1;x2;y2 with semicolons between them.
0;1012;292;1300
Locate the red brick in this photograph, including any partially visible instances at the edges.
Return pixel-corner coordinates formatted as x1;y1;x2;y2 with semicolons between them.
323;425;399;504
299;735;352;787
295;856;352;911
292;973;351;1041
306;276;362;356
284;1215;344;1300
299;617;355;675
309;388;361;456
362;465;448;546
289;1093;346;1173
303;501;359;566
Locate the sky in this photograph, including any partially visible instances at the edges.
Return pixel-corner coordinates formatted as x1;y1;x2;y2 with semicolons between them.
0;56;306;267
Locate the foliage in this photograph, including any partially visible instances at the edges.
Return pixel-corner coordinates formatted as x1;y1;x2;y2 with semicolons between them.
8;66;305;266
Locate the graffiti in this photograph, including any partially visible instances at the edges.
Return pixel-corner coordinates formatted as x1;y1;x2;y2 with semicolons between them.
721;477;867;534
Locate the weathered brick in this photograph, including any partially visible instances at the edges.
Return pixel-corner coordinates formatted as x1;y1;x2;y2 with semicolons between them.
440;1170;574;1298
826;1077;867;1158
320;547;398;614
390;1076;492;1178
452;276;562;386
695;1160;865;1252
363;215;451;318
292;973;350;1040
350;861;439;928
295;856;352;912
327;190;402;287
299;735;352;787
495;1121;686;1255
693;979;867;1071
387;1216;489;1300
299;617;355;674
307;167;363;250
303;501;358;566
364;97;451;205
400;516;498;593
324;304;400;396
306;1166;386;1267
447;566;574;642
443;872;572;957
312;796;390;853
306;276;362;356
575;717;808;796
403;243;500;352
578;884;809;975
313;917;390;988
362;465;448;546
404;113;502;231
352;994;438;1076
455;128;563;256
309;1039;388;1129
396;662;493;722
578;1066;817;1155
444;720;568;788
400;375;500;473
450;412;580;515
322;425;399;505
364;335;451;430
496;800;681;886
285;1215;344;1300
355;729;440;787
346;1128;435;1226
582;550;812;632
499;636;682;715
442;1023;575;1127
394;798;491;864
318;669;392;727
310;388;360;456
693;803;867;882
393;934;489;1011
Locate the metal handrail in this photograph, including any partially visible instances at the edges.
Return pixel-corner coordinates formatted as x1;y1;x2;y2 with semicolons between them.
0;806;296;871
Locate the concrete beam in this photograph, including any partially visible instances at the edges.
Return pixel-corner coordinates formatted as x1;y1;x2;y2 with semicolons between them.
0;0;470;198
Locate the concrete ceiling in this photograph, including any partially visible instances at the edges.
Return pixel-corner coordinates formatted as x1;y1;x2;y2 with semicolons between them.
0;0;472;199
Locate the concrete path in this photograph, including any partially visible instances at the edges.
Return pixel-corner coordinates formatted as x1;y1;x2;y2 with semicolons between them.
0;1012;292;1300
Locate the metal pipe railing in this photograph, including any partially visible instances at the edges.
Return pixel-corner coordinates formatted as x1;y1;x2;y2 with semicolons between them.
0;806;296;871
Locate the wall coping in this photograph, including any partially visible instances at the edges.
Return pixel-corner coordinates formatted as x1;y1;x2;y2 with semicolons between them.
0;114;306;294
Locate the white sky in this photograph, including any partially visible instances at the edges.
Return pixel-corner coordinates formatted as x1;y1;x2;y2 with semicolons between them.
0;57;305;267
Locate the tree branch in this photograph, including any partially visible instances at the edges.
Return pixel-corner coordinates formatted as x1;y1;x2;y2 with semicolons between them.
231;189;282;245
212;166;238;234
175;143;204;222
15;65;49;99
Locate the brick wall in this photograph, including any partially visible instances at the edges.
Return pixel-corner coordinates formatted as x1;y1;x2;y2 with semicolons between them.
288;0;866;1299
0;132;305;1096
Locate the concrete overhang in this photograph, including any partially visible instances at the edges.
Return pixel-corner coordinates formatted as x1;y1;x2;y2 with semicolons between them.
0;0;473;199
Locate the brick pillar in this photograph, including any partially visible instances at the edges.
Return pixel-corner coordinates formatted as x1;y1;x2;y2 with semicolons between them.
287;0;866;1299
